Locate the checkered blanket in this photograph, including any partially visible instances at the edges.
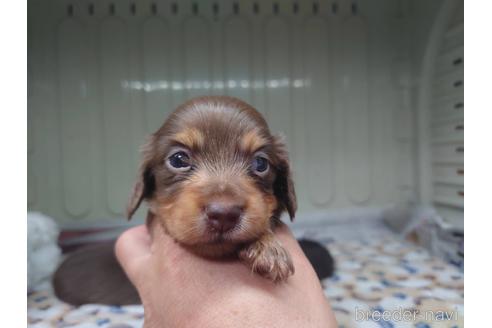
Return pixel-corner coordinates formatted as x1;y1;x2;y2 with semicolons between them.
28;224;463;328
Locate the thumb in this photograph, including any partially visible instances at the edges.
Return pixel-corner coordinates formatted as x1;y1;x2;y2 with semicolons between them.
115;225;152;285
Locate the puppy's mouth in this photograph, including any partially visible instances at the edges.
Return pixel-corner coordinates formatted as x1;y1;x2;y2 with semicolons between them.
180;220;244;257
202;225;242;244
205;234;228;244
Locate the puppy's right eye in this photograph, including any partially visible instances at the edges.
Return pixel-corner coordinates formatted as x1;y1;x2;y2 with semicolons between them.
167;151;191;171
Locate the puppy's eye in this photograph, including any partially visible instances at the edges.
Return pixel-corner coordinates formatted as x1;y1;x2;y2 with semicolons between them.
167;151;191;171
252;156;269;174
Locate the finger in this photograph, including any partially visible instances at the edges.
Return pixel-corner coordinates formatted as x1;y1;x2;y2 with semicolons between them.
115;225;151;283
148;219;184;257
274;224;317;272
274;223;300;251
274;221;295;238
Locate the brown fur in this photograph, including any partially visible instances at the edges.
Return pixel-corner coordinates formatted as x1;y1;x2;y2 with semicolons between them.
173;128;204;149
240;130;268;153
239;231;295;282
128;96;297;280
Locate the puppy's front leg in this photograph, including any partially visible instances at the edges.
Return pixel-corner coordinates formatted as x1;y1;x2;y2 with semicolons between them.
239;231;294;282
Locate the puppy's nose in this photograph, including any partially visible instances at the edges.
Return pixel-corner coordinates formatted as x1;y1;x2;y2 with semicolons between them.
206;203;242;233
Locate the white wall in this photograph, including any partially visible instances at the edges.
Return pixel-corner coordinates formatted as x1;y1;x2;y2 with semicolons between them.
28;0;420;225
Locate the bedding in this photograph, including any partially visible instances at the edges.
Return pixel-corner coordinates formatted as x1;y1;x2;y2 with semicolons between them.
28;220;463;328
322;237;463;327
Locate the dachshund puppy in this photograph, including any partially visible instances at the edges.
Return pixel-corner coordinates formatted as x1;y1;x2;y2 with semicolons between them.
127;96;297;282
54;96;297;305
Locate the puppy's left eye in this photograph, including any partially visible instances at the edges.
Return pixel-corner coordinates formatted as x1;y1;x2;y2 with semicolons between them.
167;151;191;171
252;156;269;174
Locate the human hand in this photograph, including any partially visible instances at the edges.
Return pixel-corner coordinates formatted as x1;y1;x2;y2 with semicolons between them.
115;221;337;328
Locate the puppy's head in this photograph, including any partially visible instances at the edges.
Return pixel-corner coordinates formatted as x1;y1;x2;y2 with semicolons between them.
127;96;296;255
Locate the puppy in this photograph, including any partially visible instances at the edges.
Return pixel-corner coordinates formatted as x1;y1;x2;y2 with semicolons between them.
53;96;297;306
128;96;297;282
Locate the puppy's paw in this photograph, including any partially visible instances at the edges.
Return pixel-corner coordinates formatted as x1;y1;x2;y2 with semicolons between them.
239;234;294;283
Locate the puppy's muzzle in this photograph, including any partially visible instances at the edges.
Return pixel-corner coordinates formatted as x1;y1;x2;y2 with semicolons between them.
205;202;243;233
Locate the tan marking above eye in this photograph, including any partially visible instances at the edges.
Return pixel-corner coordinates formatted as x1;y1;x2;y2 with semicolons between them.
241;130;267;153
173;128;204;149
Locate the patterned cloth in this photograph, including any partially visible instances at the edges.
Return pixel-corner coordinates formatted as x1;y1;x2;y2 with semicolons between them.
28;287;144;328
323;237;463;328
28;223;463;328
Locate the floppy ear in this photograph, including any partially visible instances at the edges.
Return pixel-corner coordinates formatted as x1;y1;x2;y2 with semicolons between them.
126;136;156;220
272;134;297;221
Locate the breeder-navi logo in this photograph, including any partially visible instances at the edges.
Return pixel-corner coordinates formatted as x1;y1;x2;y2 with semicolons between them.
355;307;459;323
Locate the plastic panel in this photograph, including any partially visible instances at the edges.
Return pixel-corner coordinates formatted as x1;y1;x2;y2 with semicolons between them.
27;0;416;223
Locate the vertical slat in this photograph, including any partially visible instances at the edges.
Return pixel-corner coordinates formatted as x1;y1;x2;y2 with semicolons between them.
83;8;106;222
168;3;186;109
27;58;36;207
100;17;132;215
57;19;92;217
224;16;252;103
29;0;63;220
27;66;34;155
27;160;37;207
328;13;345;209
249;2;266;114
303;17;334;206
342;16;371;204
142;17;173;132
183;17;212;99
287;0;309;211
264;17;291;136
